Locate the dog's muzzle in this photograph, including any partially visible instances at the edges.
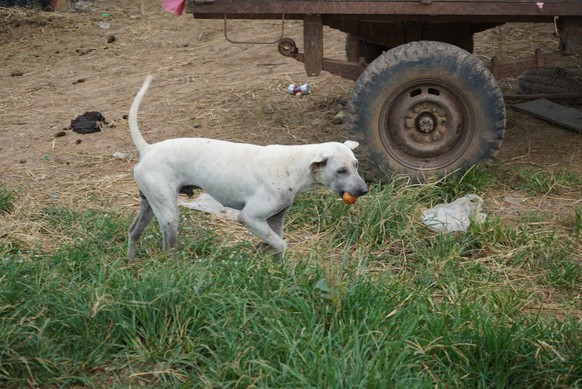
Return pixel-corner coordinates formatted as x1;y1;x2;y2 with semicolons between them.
338;184;368;198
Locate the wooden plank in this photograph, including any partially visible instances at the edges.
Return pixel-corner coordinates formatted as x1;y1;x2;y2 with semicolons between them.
187;1;582;18
512;99;582;133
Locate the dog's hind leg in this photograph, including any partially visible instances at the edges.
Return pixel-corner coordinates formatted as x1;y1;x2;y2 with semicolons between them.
159;212;179;255
146;196;180;257
127;194;155;259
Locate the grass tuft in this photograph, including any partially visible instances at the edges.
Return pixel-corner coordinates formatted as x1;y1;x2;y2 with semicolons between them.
507;167;582;195
0;183;15;215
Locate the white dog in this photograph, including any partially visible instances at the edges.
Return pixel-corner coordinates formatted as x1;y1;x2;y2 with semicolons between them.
127;75;368;259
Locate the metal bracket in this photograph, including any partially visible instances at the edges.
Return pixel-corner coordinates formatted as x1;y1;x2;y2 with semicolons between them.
223;14;285;45
278;37;365;81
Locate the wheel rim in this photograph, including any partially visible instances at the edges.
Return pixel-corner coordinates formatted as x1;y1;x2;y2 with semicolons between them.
379;79;475;170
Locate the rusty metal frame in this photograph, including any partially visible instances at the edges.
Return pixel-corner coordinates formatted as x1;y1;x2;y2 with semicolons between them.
190;1;582;81
223;13;286;44
489;49;565;80
278;36;365;81
303;15;323;76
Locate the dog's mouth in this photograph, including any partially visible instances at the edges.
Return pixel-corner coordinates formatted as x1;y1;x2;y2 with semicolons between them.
342;192;358;204
336;188;368;198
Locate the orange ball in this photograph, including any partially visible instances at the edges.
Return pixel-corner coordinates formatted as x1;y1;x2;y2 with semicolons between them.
342;192;357;204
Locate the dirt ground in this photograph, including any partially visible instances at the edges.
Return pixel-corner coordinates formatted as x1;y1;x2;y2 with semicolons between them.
1;0;581;250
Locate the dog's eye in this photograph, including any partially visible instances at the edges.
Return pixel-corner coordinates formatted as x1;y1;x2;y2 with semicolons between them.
337;167;348;174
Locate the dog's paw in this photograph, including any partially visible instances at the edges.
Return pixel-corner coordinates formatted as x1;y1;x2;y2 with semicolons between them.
255;241;271;251
255;241;284;262
273;251;283;263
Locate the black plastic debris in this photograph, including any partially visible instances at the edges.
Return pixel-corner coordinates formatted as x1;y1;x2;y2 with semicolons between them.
70;111;106;134
0;0;49;7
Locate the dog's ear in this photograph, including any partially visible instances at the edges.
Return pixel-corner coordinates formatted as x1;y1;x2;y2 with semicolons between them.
310;156;328;172
344;140;359;150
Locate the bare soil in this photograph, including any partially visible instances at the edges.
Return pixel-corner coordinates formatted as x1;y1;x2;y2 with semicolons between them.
1;0;581;250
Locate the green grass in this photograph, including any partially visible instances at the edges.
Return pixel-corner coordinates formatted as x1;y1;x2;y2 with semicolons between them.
573;207;582;238
0;183;15;215
0;171;581;388
506;167;582;196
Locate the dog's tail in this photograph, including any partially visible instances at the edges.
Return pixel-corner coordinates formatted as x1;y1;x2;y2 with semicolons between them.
129;74;153;155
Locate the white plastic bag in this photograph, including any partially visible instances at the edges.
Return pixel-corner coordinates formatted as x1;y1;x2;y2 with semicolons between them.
421;194;486;233
178;193;240;220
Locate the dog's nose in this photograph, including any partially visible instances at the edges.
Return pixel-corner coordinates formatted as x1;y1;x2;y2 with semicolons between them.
356;184;368;197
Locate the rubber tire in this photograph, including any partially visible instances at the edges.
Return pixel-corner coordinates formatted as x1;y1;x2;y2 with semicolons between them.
348;41;505;182
517;66;582;95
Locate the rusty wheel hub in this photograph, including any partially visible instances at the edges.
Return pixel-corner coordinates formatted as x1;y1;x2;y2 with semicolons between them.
380;81;474;169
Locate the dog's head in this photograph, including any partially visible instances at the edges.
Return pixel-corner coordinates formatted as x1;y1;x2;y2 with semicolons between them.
310;141;368;199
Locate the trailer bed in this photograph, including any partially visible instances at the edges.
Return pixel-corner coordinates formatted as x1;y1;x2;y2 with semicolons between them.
187;0;582;22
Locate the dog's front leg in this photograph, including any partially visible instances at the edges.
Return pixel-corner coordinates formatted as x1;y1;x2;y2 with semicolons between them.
238;207;288;258
267;206;289;238
254;206;290;259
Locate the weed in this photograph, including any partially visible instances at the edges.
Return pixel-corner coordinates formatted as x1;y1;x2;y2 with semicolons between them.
509;168;582;195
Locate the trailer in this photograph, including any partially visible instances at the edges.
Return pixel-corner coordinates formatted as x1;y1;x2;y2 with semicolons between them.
186;0;582;181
